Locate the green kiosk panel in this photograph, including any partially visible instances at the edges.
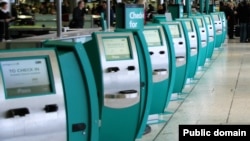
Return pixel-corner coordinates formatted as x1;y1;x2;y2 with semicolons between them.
203;15;216;59
162;21;188;94
210;13;223;48
177;18;199;79
84;31;153;141
0;42;100;141
192;16;209;67
143;25;174;115
219;12;227;44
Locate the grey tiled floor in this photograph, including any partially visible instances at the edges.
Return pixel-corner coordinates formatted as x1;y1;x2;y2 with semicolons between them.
139;37;250;141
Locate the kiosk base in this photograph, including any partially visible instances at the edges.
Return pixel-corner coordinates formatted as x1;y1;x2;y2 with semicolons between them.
144;125;152;135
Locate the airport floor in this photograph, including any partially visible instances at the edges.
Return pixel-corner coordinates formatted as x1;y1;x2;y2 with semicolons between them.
139;37;250;141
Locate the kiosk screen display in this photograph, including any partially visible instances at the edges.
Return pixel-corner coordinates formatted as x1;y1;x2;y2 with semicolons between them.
185;21;193;32
1;58;52;98
169;24;181;38
205;17;211;25
103;38;131;61
212;14;219;21
197;18;203;27
143;29;162;47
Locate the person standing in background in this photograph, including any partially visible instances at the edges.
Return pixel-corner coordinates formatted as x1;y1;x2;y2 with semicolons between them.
70;0;85;28
0;1;15;42
226;2;237;39
236;0;249;42
101;1;114;26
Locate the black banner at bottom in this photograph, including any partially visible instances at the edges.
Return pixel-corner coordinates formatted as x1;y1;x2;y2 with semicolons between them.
179;124;250;141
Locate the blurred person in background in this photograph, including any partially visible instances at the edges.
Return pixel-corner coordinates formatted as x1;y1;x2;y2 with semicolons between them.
0;1;15;41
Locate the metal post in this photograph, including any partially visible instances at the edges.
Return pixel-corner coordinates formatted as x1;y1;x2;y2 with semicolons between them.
186;0;191;16
107;0;111;30
56;0;62;38
205;0;209;14
199;0;204;13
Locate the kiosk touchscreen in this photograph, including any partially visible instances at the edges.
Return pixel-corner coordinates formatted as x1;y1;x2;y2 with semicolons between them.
0;50;66;141
204;15;216;59
210;13;223;48
177;18;199;79
0;43;100;141
192;16;209;67
143;25;173;115
84;31;153;141
162;21;188;94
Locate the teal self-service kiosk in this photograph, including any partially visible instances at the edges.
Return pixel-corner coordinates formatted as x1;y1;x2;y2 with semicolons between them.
219;12;227;43
176;18;199;79
203;15;216;59
211;12;223;48
84;31;153;141
192;16;209;67
142;24;175;114
162;21;188;94
0;42;99;141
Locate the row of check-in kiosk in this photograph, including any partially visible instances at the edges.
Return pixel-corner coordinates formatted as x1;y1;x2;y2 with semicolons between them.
0;11;227;141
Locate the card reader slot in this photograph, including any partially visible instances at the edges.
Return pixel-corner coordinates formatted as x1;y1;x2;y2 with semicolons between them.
201;30;205;32
149;51;154;55
176;56;185;62
154;69;167;75
209;27;212;29
159;51;165;54
44;104;58;113
127;66;135;71
105;90;138;99
191;35;195;38
6;108;30;118
191;47;197;50
107;67;120;72
178;42;183;45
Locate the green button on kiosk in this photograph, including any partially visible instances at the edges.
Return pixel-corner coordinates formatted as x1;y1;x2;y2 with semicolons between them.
142;24;175;114
203;15;216;59
162;21;188;94
192;16;209;67
0;42;99;141
84;31;153;141
177;18;199;79
211;12;223;48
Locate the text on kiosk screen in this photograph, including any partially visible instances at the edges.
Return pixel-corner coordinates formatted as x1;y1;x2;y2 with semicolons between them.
143;29;162;47
103;38;131;61
169;25;181;38
1;58;52;98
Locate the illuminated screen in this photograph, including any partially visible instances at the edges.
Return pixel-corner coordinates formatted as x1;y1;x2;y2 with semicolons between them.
103;38;131;61
169;24;181;38
1;58;52;98
197;19;203;27
185;21;193;32
143;29;162;47
212;14;219;21
205;17;211;25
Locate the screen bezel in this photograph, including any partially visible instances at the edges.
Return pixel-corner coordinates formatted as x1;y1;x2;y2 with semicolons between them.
212;14;220;21
205;17;211;25
169;24;182;38
143;28;163;47
185;21;193;32
102;37;133;61
196;18;204;27
0;56;55;99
